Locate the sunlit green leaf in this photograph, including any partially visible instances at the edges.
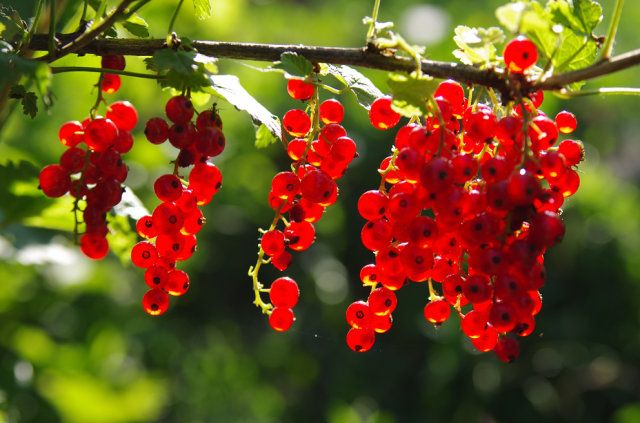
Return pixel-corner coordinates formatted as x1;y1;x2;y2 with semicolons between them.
453;25;505;66
193;0;212;20
207;74;282;142
321;64;383;109
387;72;437;117
272;52;314;78
547;0;603;36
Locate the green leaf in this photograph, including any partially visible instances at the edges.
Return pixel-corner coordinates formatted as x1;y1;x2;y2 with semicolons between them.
207;74;282;143
272;52;314;78
547;0;602;36
21;91;38;118
193;0;212;20
496;1;550;35
119;13;149;38
0;6;27;47
453;25;505;66
0;53;52;114
321;64;383;109
112;188;149;221
254;123;280;149
387;72;438;117
147;48;216;91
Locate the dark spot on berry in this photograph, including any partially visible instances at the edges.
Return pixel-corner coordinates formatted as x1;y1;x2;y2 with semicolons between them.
384;299;391;307
356;310;364;319
415;256;424;264
379;207;385;214
423;229;432;237
286;183;295;192
502;312;510;321
142;251;150;259
145;221;153;228
153;277;160;285
366;221;374;229
509;281;517;290
151;304;159;311
438;170;448;180
492;255;502;264
183;282;189;289
370;274;377;281
169;216;177;224
171;181;179;188
355;345;362;352
388;251;398;258
474;222;483;231
172;243;180;251
470;285;478;293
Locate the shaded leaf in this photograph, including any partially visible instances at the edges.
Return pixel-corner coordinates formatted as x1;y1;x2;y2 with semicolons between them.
112;188;149;221
321;64;383;109
254;123;280;149
272;52;313;78
119;13;149;38
207;74;282;142
387;72;438;117
0;5;27;47
21;91;38;118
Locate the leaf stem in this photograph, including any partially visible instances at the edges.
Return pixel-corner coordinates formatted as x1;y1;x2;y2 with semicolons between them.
600;0;625;61
366;0;382;40
48;0;57;59
167;0;185;46
20;0;46;55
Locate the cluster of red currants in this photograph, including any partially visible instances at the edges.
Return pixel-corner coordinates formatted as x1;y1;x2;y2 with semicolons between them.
39;55;136;260
252;78;356;331
346;37;584;361
132;95;224;316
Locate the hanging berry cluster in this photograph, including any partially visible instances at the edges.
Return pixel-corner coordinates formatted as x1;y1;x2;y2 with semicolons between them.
38;55;136;260
249;78;356;331
132;96;225;316
346;37;584;362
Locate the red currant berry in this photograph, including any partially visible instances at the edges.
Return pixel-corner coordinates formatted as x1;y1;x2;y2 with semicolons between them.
261;229;286;256
300;169;336;204
286;79;314;101
269;277;299;308
101;54;126;71
84;118;118;152
282;109;312;137
39;164;71;198
470;324;499;352
106;101;138;131
79;234;109;260
152;202;184;234
319;99;344;124
346;327;375;352
494;336;520;362
269;307;294;331
131;241;158;268
154;174;183;203
555;110;577;134
195;109;222;131
144;264;168;289
142;288;170;316
165;269;190;296
136;215;157;239
424;299;451;324
503;36;538;73
368;286;397;316
101;74;121;94
346;300;372;329
369;96;401;130
165;95;194;124
59;121;84;147
145;117;169;144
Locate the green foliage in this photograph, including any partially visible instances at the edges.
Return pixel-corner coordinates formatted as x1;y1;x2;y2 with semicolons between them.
496;0;603;90
271;52;314;78
207;74;282;147
0;5;26;47
387;71;437;117
192;0;213;20
452;25;505;66
321;64;383;109
9;84;38;118
145;41;218;90
118;13;150;38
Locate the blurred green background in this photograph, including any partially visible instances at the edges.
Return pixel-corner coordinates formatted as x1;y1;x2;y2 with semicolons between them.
0;0;639;422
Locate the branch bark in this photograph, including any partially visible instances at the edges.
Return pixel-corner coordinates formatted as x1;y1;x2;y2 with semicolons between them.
27;35;640;98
